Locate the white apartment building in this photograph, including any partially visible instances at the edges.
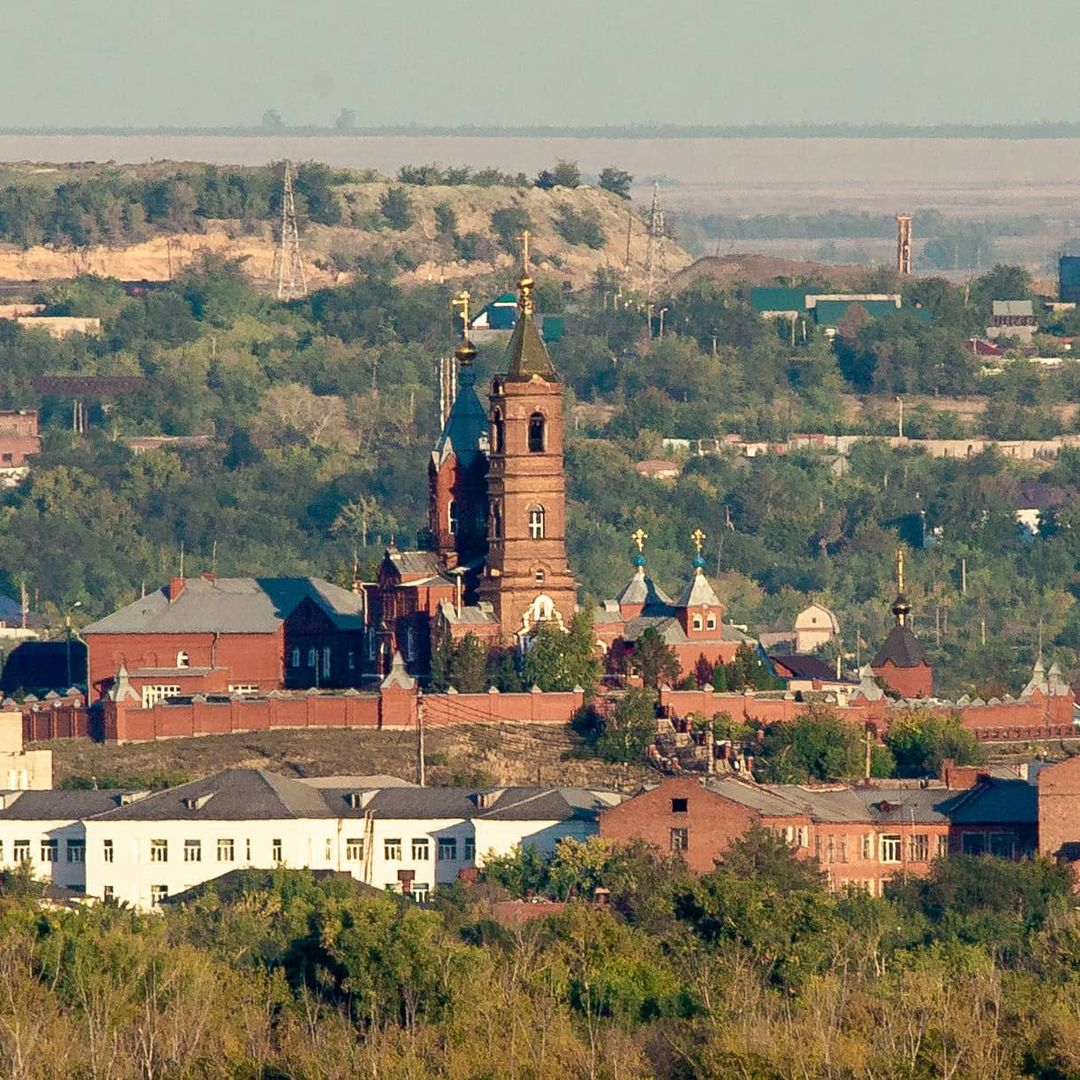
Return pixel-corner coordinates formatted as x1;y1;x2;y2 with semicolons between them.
0;769;621;910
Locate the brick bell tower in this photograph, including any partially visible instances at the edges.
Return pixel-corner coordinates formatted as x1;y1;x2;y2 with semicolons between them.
480;242;578;641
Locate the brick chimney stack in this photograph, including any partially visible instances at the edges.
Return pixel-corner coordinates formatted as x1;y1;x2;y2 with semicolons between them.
168;577;185;602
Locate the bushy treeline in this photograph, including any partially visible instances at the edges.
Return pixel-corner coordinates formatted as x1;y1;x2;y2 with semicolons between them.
0;163;344;248
0;835;1076;1078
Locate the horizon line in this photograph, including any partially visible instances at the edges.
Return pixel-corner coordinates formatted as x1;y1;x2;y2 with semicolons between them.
4;121;1080;140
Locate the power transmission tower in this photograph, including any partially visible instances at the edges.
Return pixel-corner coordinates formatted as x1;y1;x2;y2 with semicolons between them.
643;181;666;301
273;160;307;300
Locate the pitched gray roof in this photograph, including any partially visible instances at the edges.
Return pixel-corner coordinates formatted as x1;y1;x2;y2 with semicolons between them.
872;624;928;669
943;779;1037;825
433;366;489;468
83;577;364;636
675;570;722;608
0;790;129;820
616;569;674;610
93;769;335;821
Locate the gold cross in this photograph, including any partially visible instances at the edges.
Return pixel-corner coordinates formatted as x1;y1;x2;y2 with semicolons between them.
631;528;648;553
690;528;706;555
451;290;471;332
517;230;531;273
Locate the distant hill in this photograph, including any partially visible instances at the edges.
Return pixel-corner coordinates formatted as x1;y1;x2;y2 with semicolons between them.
0;161;691;293
670;253;891;293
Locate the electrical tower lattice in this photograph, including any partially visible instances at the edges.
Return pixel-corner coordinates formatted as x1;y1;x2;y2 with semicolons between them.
273;161;308;300
644;182;666;301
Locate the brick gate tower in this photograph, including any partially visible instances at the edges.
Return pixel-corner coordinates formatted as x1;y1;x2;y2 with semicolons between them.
480;247;578;641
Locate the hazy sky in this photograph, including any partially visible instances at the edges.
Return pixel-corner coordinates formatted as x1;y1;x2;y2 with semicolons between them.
4;0;1079;129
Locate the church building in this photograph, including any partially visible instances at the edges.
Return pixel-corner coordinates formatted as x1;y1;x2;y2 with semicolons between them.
368;253;579;675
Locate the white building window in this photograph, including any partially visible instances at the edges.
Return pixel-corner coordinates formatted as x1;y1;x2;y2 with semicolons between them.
41;839;58;862
13;840;29;863
880;835;902;864
102;885;114;901
384;838;402;861
860;834;873;861
528;505;545;540
150;839;168;863
176;651;190;669
464;837;475;861
150;885;168;908
448;499;458;535
184;840;202;863
706;616;717;631
437;838;457;862
217;839;235;862
412;838;430;861
670;828;689;852
228;684;259;696
936;834;949;859
412;882;430;903
142;685;181;708
692;616;703;631
103;839;114;863
346;838;365;861
272;838;282;862
324;838;333;861
66;840;85;864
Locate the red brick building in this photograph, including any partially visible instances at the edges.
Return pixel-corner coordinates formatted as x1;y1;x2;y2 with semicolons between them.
1037;755;1080;863
0;409;41;479
593;553;748;681
82;575;366;704
600;773;1038;895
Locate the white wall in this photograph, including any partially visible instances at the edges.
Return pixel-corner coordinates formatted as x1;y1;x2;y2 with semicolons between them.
84;818;341;910
473;818;595;866
0;818;88;891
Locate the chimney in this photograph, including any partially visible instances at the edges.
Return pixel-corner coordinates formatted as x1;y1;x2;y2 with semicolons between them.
168;577;185;602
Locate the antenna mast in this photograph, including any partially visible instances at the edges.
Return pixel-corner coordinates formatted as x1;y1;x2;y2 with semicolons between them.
644;182;666;301
274;160;308;300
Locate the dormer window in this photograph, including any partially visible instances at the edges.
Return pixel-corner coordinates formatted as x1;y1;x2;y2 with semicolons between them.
706;616;717;631
183;793;214;811
692;616;703;631
176;651;190;669
528;412;546;453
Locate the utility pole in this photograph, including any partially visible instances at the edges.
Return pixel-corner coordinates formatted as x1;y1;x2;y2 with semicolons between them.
896;214;912;276
416;691;426;787
643;182;665;302
961;557;967;595
273;160;307;300
896;396;904;438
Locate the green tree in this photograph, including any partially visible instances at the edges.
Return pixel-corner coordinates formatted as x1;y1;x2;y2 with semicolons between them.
631;626;680;689
449;632;488;693
884;708;984;777
596;689;657;764
378;186;414;231
598;167;633;199
521;611;601;692
535;160;581;189
429;630;453;692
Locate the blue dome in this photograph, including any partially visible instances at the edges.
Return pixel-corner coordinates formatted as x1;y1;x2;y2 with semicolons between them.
632;553;646;568
692;555;707;571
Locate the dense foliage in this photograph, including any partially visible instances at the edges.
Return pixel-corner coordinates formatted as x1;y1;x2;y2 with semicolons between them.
0;832;1075;1078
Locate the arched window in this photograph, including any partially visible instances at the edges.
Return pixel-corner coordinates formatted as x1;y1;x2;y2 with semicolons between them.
528;412;546;453
492;409;505;453
176;651;189;669
534;568;546;584
706;615;717;631
528;505;545;540
291;647;301;668
322;647;331;678
692;616;703;631
491;503;503;539
447;499;458;535
308;648;317;668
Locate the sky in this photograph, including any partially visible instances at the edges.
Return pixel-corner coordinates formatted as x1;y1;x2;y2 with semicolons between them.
3;0;1079;129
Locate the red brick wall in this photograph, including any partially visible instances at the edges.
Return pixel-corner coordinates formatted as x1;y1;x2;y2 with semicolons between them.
424;689;583;726
86;630;284;700
107;692;382;743
1037;756;1080;859
599;777;766;873
873;660;933;698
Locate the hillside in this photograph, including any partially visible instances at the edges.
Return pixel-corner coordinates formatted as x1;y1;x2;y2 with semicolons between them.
0;161;691;292
669;252;890;292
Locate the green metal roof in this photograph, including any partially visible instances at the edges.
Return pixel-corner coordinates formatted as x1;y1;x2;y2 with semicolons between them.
750;287;811;313
812;299;902;328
